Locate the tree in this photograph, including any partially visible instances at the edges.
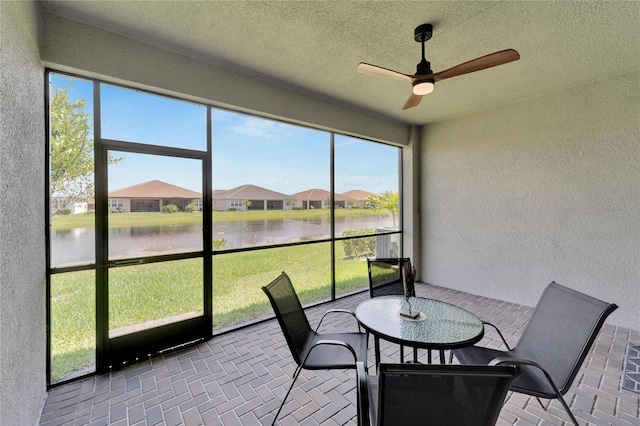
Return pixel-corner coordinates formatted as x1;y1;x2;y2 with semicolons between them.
366;191;399;226
244;199;252;211
49;87;120;215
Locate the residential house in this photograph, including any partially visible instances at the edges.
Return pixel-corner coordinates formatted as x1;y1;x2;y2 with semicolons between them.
340;189;376;208
108;180;202;212
291;188;355;209
212;184;293;211
50;197;93;215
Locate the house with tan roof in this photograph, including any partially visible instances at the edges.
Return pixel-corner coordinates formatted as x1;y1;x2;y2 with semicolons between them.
213;184;294;211
291;188;354;209
108;180;202;212
340;189;376;208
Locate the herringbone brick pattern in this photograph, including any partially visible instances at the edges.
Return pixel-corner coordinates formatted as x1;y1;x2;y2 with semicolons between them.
39;283;639;425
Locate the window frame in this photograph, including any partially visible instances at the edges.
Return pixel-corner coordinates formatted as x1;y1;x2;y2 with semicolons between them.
45;68;404;387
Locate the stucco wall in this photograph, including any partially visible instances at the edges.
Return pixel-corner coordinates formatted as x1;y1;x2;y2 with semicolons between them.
421;71;639;330
0;1;46;424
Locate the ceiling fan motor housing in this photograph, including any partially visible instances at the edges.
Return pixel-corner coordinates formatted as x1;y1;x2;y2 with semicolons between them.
416;59;432;75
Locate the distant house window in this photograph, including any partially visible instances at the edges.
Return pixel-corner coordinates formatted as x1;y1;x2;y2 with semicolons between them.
108;199;124;209
230;200;244;208
53;198;67;210
194;199;203;209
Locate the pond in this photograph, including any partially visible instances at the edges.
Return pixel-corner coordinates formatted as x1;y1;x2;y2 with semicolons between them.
50;214;396;267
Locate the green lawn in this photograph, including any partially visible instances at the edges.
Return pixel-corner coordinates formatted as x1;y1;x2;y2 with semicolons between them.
49;207;388;381
50;241;371;382
50;208;387;230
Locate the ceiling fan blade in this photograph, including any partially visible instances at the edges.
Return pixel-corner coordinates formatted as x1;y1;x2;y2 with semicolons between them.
433;49;520;82
403;93;423;110
357;63;414;83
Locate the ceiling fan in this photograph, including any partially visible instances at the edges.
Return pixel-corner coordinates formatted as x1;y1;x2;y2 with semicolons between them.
357;24;520;110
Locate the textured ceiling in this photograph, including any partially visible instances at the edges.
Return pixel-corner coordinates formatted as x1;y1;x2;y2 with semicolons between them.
40;1;640;125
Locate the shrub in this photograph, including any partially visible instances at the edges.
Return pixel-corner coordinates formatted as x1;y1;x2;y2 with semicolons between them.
212;239;227;251
162;204;178;213
227;207;237;212
184;203;198;213
341;228;376;259
58;209;72;215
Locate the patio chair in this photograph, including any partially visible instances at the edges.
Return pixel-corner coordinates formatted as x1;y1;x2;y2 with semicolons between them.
452;281;618;426
262;271;368;425
367;258;415;298
356;361;520;426
367;258;424;363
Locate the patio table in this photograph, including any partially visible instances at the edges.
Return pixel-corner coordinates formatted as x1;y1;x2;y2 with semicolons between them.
355;295;484;366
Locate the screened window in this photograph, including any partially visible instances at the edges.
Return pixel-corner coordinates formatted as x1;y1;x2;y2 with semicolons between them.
101;84;207;150
47;70;403;385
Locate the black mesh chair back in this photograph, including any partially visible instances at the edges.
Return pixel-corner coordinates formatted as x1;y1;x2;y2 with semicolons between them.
367;257;420;363
452;281;618;425
367;258;414;298
357;362;520;426
262;271;313;366
263;272;367;425
511;282;618;395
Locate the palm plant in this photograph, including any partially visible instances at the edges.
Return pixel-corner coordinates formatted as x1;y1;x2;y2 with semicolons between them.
366;191;398;226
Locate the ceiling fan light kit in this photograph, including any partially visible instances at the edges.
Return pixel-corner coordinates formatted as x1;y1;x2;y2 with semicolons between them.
413;80;435;95
357;23;520;110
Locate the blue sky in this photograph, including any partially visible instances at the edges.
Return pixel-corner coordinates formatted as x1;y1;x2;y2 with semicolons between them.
51;74;399;195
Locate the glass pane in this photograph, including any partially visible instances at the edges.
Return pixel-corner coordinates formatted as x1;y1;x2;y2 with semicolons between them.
212;242;331;331
101;84;207;151
335;237;376;297
212;110;331;249
50;270;96;383
334;135;400;237
109;258;203;337
335;233;402;297
108;152;203;260
49;74;96;267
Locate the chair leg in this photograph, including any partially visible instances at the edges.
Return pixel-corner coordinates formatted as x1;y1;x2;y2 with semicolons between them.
535;397;548;409
553;394;579;426
413;347;418;363
271;364;303;426
400;344;405;362
535;393;579;426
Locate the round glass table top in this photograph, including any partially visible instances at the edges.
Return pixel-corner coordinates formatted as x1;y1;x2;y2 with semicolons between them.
355;296;484;349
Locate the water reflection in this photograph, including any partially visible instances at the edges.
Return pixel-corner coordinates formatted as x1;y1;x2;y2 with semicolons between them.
51;215;395;267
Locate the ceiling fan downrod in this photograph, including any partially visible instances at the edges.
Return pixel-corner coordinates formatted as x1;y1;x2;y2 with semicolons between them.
415;23;433;75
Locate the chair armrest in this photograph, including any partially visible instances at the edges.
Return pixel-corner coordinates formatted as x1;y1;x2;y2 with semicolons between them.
355;361;371;426
301;339;359;368
315;309;362;333
482;321;514;351
489;357;578;426
488;357;563;397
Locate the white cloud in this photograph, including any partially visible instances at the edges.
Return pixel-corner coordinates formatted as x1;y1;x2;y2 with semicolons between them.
231;117;295;140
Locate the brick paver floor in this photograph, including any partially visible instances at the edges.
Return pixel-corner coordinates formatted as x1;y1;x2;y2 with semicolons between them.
40;283;639;425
